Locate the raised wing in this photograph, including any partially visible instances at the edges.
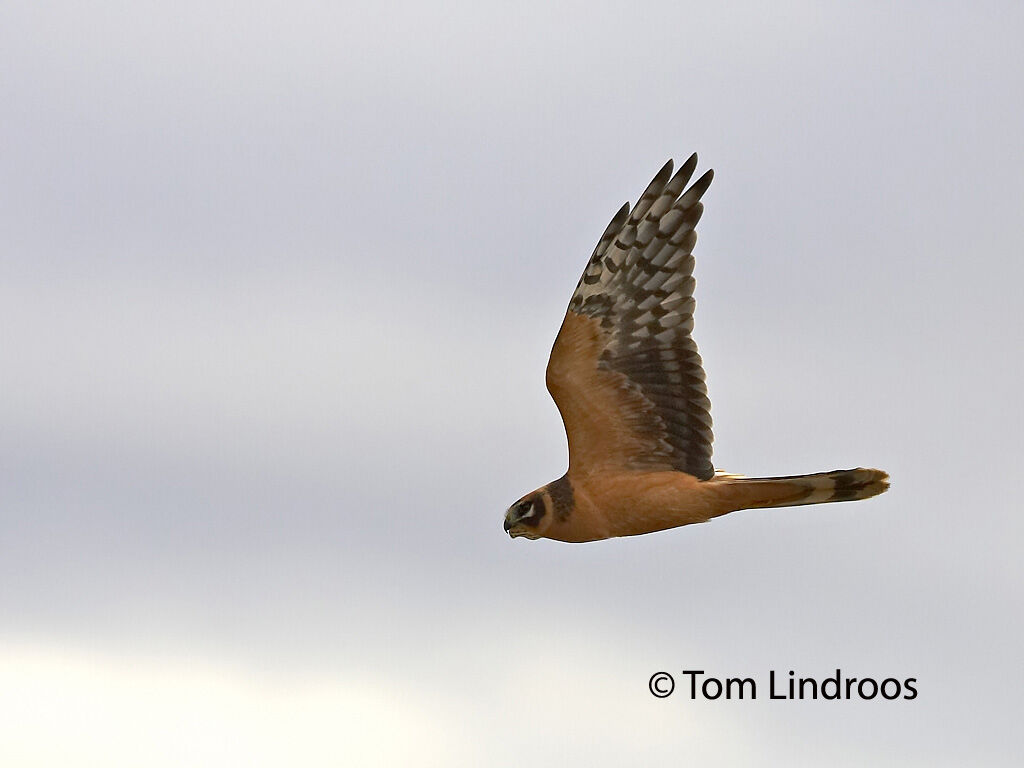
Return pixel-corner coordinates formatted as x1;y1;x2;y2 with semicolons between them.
546;156;715;479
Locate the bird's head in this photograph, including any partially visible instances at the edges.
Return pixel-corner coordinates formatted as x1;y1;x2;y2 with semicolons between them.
504;491;550;539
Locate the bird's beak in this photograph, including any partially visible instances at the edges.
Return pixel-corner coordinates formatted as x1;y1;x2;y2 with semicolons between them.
504;507;526;538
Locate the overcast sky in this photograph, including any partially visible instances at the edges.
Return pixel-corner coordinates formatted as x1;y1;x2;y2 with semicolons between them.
2;2;1023;765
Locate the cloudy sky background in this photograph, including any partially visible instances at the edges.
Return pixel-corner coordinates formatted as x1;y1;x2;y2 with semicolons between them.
2;1;1022;765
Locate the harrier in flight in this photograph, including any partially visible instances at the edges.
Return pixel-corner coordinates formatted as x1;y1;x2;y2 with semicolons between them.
504;156;888;542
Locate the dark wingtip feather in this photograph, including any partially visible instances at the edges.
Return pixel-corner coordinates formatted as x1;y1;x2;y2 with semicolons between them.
680;168;714;206
668;154;700;194
649;160;674;192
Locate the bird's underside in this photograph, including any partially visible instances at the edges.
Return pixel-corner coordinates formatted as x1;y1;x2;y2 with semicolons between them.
504;156;889;543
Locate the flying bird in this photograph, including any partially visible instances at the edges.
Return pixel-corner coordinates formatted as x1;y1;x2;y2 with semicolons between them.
504;155;889;543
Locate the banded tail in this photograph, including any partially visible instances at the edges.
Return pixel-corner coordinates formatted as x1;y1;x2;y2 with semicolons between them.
716;468;890;512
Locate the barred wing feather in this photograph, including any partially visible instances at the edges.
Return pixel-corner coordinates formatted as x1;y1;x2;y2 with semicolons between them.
546;156;715;480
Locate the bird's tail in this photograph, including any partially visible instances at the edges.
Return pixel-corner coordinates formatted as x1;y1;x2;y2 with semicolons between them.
714;468;889;512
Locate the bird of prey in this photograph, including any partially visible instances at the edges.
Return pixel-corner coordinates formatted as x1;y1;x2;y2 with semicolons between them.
504;155;889;543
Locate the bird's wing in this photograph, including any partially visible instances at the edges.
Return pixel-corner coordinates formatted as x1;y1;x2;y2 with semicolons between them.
546;156;714;479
